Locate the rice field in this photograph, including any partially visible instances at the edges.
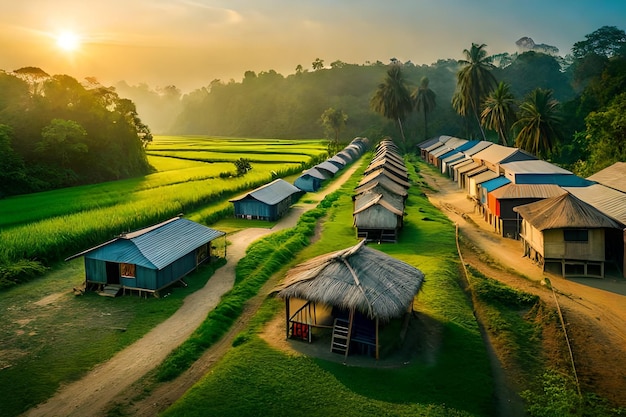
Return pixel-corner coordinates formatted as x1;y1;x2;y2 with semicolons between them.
0;136;328;275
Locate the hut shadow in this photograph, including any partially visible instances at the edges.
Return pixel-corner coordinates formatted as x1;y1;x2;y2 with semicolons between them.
275;310;444;368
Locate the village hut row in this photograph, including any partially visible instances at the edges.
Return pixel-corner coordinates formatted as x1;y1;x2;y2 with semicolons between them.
230;137;370;222
67;217;226;297
353;138;409;242
294;137;369;192
273;239;425;360
419;136;626;278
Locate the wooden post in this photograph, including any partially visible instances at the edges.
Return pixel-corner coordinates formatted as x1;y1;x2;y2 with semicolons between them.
344;308;355;361
285;298;290;340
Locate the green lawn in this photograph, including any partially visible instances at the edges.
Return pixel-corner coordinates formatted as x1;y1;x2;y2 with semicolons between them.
162;155;495;417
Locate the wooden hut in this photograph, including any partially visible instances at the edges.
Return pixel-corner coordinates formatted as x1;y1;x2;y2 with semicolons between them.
66;217;225;297
514;193;624;277
230;178;301;220
274;241;425;359
353;192;404;242
294;168;329;192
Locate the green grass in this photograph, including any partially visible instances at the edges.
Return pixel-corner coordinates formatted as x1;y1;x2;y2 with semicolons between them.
162;155;495;417
0;137;327;288
0;258;225;417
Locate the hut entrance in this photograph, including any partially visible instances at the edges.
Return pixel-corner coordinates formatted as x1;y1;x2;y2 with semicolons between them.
105;262;120;285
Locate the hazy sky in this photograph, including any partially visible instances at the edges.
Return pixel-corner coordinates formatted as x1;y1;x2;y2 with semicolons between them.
2;0;625;92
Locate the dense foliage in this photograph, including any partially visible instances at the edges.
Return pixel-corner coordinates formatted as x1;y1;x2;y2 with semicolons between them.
0;69;152;196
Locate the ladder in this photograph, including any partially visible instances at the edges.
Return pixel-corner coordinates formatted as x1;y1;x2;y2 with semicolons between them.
331;318;351;355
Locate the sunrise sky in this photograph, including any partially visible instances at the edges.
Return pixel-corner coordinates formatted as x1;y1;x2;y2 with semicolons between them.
2;0;626;92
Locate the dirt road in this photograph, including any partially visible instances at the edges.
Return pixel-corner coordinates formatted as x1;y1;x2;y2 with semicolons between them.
419;167;626;407
24;162;361;417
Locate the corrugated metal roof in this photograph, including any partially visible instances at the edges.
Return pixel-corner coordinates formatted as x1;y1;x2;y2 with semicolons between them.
448;157;472;168
315;161;339;175
336;151;353;163
327;155;346;167
430;138;468;157
514;193;623;230
514;174;593;187
354;180;408;197
472;144;519;164
440;152;465;164
491;183;566;199
465;165;489;177
462;141;493;156
424;141;446;152
479;176;511;192
456;161;481;174
501;160;571;175
417;137;441;149
354;192;404;215
75;218;225;270
359;169;410;188
587;162;626;193
365;163;408;180
565;184;626;224
471;170;499;185
230;178;301;205
367;157;406;172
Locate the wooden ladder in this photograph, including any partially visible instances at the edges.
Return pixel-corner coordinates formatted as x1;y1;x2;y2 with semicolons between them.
331;318;350;355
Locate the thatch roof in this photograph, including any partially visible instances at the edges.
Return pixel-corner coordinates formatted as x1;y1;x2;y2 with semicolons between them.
274;241;424;320
513;192;623;231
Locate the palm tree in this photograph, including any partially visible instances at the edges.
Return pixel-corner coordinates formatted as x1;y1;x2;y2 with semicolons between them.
480;81;517;146
370;64;413;145
412;77;437;140
513;88;563;158
453;43;497;139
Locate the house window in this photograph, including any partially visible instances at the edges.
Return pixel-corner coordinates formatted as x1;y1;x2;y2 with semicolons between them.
121;263;136;278
564;229;589;242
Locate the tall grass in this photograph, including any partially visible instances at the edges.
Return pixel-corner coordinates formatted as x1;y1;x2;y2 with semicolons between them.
0;137;326;289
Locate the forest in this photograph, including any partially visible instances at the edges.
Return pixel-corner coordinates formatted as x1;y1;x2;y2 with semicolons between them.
0;69;153;196
119;25;626;177
1;25;625;197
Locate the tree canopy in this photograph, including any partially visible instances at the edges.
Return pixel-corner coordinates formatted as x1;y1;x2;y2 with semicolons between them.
0;69;152;196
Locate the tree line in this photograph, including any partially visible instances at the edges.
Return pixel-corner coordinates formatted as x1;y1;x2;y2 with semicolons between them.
0;69;153;197
126;25;619;176
369;26;626;175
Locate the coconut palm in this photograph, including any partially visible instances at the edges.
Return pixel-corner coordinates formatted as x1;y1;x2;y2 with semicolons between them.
513;88;563;158
370;65;413;145
452;43;497;139
480;81;517;146
412;77;437;140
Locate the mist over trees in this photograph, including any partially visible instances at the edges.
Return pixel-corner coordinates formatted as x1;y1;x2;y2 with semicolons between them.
0;69;152;196
2;25;624;197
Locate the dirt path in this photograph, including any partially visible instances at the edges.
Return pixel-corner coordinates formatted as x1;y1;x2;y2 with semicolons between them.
24;163;361;417
420;167;626;407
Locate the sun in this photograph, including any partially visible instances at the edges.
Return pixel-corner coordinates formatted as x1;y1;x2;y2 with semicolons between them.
56;31;81;52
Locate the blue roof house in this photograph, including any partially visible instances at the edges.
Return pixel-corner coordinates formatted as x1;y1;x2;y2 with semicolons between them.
67;217;225;296
230;178;301;220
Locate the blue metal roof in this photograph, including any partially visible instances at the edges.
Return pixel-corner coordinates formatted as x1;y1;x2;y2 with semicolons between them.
514;174;593;187
78;218;225;270
230;178;301;205
480;176;511;192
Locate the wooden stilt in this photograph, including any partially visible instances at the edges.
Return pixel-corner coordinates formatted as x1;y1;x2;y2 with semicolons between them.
344;308;355;361
285;298;290;339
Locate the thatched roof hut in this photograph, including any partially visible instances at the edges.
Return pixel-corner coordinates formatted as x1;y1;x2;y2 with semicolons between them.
274;241;424;359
